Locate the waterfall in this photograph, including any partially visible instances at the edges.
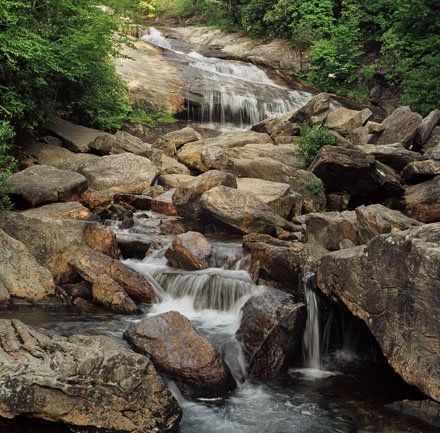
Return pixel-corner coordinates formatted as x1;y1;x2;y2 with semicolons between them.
302;272;322;369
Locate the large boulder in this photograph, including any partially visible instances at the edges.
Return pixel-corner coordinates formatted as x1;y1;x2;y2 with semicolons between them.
154;127;202;156
355;204;421;244
423;126;440;155
361;143;423;171
165;231;212;270
325;107;372;135
173;170;237;219
69;246;156;303
22;202;94;221
0;212;118;283
375;106;423;148
414;109;440;148
401;160;440;183
229;157;325;212
48;117;109;153
200;186;295;235
236;290;306;377
403;176;440;223
0;319;181;432
124;311;235;398
252;93;330;138
89;131;151;155
317;224;440;402
7;165;88;209
80;153;157;194
237;177;302;218
0;229;55;303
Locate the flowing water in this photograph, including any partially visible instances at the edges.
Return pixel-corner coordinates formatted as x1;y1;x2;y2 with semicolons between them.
0;28;436;433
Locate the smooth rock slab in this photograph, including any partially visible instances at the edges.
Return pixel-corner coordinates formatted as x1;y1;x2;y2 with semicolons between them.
124;311;235;398
0;319;181;432
317;224;440;402
7;165;88;209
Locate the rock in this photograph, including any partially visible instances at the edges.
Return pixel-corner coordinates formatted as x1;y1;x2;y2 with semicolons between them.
376;106;423;148
403;176;440;222
22;202;94;221
146;149;190;176
59;280;92;300
0;229;55;303
7;165;88;209
89;131;151;155
361;143;423;171
70;246;156;303
0;212;119;283
124;311;235;398
229;157;325;212
391;399;440;427
165;231;212;270
306;211;359;251
159;174;194;188
355;204;422;244
116;233;153;259
317;224;440;401
325;108;372;135
150;190;177;216
423;126;440;154
237;177;302;218
173;170;237;219
200;186;295;235
401;160;440;183
0;319;181;432
252;93;330;138
54;153;99;172
366;121;386;134
236;290;306;377
414;109;440;148
349;126;369;146
48;117;109;153
92;274;138;314
80;153;158;193
154;127;202;156
81;189;116;213
325;192;350;212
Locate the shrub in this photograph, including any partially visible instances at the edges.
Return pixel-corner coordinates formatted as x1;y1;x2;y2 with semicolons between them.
0;121;16;210
301;177;322;195
128;109;178;128
296;123;336;166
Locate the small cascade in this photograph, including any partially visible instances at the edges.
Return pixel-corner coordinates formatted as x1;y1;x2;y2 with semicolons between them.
302;272;322;370
141;27;171;50
221;340;248;385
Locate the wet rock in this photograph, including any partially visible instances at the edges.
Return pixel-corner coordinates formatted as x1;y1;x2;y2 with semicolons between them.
159;174;194;188
173;170;237;219
89;131;151;155
237;177;302;218
401;160;440;183
229;157;325;212
414;109;440;148
69;246;155;303
0;319;181;432
355;204;422;244
252;93;330;138
236;290;306;377
376;106;423;148
0;229;55;303
305;211;359;251
124;311;235;399
361;143;423;171
116;233;152;259
154;127;202;156
165;231;212;271
200;186;295;235
22;202;94;221
80;153;158;194
92;274;138;314
7;165;88;209
403;176;440;222
391;399;440;426
59;280;92;300
317;224;440;402
113;193;152;210
48;117;109;153
325;107;372;135
151;190;177;216
0;212;119;283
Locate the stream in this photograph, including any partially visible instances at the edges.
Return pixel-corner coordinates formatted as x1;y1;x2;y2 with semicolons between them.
0;29;437;433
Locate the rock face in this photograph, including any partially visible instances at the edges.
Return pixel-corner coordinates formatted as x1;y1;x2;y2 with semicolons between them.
200;186;295;235
89;131;151;155
0;319;181;432
317;224;440;402
7;165;88;208
403;176;440;223
0;229;55;303
165;231;212;271
236;290;306;377
70;246;156;303
80;153;157;194
124;312;235;398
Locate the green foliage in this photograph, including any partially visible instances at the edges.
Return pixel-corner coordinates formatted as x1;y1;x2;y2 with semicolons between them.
297;124;336;166
0;122;16;210
301;177;322;195
128;109;178;128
